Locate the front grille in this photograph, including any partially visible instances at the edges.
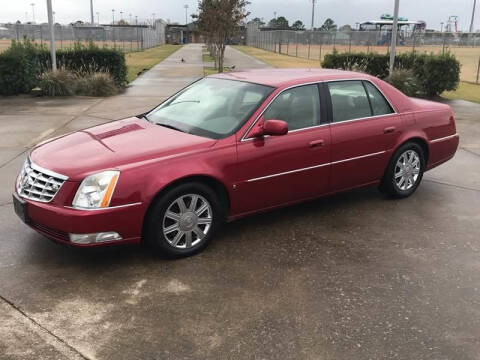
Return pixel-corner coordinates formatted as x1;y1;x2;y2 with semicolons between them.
17;158;68;203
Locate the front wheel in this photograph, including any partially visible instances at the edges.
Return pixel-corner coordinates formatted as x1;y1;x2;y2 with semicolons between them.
381;142;425;198
145;182;223;257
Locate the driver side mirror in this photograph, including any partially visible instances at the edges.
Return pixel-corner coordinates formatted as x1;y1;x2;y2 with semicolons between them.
250;118;288;138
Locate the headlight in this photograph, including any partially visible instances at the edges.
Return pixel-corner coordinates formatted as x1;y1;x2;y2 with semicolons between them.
72;171;119;209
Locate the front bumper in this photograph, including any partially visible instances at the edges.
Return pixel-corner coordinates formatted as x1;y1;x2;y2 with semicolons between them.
14;193;145;247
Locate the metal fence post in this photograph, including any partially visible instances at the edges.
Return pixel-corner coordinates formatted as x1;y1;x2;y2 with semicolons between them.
477;56;480;84
308;33;311;59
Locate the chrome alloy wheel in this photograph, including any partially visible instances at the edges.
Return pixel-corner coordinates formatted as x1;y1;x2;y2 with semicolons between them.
394;150;421;191
162;194;212;249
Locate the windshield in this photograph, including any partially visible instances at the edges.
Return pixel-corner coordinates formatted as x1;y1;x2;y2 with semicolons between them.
146;78;274;139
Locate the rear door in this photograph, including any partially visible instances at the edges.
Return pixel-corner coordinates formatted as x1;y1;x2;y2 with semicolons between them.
326;80;402;192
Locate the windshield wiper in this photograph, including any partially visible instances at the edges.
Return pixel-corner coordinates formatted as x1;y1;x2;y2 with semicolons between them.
157;123;186;133
166;100;200;107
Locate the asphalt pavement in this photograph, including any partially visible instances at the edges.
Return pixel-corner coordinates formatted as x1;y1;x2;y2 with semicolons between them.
0;44;479;360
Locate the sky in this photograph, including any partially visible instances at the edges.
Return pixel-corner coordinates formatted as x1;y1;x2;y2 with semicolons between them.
0;0;478;31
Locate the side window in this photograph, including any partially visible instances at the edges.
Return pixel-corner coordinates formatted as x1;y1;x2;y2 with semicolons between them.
327;81;371;123
364;81;394;116
263;84;320;131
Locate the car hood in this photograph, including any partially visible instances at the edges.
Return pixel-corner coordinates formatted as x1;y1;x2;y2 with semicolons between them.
30;117;217;180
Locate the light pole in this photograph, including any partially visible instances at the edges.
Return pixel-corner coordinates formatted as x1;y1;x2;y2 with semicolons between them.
46;0;56;71
184;4;189;25
112;9;115;24
273;11;277;20
30;3;36;23
470;0;477;33
440;22;444;32
53;11;55;23
152;13;155;26
389;0;400;74
311;0;316;30
96;12;99;25
129;14;132;24
90;0;94;25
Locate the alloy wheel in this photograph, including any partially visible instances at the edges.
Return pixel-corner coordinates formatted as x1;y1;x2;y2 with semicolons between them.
394;149;421;191
162;194;212;249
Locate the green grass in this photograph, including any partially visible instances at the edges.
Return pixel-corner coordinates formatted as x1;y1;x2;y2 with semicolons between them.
203;67;231;76
442;81;480;104
202;53;214;62
125;45;182;83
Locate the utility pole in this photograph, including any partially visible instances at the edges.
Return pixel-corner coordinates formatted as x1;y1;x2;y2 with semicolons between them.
389;0;400;74
184;4;189;25
470;0;477;33
90;0;94;25
311;0;316;30
46;0;56;71
31;3;36;23
112;9;115;24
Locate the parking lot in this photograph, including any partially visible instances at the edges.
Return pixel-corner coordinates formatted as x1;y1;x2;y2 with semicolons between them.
1;45;480;360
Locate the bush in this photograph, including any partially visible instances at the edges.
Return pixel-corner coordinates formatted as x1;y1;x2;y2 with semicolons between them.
0;39;45;95
322;51;460;97
385;69;422;97
38;42;127;86
76;72;119;96
38;69;78;96
0;39;127;95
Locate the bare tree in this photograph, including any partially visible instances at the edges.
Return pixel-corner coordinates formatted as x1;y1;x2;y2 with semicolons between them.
196;0;249;73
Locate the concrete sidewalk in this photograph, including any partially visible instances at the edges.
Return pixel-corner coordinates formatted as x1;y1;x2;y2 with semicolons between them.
2;44;480;360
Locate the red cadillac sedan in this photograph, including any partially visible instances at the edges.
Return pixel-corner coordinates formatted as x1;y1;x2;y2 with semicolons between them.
13;69;459;257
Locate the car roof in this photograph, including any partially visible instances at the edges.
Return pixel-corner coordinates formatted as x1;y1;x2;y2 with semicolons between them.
209;68;374;88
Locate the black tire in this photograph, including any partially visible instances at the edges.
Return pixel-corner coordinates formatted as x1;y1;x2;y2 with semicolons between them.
381;142;425;198
144;182;224;258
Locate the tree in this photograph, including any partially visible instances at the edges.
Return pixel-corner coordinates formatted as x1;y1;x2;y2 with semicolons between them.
291;20;305;31
250;17;265;26
319;18;337;31
268;16;289;29
339;24;352;32
197;0;250;73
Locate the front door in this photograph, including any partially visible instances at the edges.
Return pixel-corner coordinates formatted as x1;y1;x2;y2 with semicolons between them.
233;84;331;216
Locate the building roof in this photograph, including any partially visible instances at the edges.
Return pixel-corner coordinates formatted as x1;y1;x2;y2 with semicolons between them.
210;68;373;87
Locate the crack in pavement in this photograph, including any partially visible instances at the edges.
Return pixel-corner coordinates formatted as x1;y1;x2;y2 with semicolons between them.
0;294;91;360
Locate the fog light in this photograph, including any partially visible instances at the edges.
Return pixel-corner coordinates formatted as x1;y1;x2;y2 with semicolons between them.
69;232;122;244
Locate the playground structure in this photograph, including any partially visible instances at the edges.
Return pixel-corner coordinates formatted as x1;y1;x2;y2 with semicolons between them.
359;14;426;46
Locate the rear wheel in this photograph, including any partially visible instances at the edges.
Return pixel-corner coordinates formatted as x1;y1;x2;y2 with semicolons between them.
145;182;223;257
382;142;425;198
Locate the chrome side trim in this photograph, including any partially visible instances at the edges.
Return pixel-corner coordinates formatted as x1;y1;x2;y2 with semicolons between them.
65;202;143;211
246;150;386;183
430;133;458;143
246;163;330;183
330;150;386;165
29;159;69;181
240;78;397;142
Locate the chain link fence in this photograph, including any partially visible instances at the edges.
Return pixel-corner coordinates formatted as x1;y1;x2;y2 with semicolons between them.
0;20;166;53
246;24;480;83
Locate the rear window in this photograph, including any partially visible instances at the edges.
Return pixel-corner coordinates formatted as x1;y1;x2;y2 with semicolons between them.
327;80;394;123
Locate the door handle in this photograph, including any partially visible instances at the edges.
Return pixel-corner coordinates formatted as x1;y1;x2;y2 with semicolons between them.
309;139;324;147
384;126;396;134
